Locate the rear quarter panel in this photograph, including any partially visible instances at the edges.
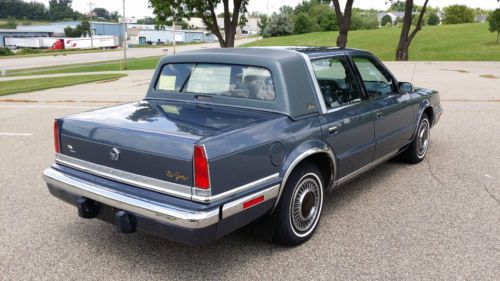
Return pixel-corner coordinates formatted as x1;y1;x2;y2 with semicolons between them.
203;115;324;195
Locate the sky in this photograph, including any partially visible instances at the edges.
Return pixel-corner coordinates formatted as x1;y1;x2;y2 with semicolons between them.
32;0;500;19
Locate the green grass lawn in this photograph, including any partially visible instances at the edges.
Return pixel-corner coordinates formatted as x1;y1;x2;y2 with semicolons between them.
0;74;127;96
244;23;500;61
0;18;50;26
8;56;161;76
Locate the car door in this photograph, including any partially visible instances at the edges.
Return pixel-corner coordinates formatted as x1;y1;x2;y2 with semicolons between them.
351;55;414;159
310;56;376;179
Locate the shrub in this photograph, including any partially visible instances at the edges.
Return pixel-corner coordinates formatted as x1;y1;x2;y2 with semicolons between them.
381;15;392;27
16;48;41;55
427;12;440;25
293;12;318;34
0;48;14;56
443;5;475;24
264;12;293;37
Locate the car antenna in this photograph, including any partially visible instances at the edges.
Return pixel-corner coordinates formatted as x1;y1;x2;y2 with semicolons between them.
410;61;418;83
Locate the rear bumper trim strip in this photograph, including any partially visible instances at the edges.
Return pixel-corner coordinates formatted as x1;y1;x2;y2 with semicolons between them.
43;167;219;229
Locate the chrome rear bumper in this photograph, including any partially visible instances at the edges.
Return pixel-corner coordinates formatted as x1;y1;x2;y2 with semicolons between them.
43;167;279;230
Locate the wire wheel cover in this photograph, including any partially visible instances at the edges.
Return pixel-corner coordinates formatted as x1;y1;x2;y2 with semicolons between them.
291;177;321;233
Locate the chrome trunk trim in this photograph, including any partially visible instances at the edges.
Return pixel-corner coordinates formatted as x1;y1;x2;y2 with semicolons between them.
55;154;193;200
55;154;280;203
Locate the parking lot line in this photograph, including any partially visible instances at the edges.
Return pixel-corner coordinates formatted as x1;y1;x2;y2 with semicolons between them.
0;133;32;136
0;105;98;109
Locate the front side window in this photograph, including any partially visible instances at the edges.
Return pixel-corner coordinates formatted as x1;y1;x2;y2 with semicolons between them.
311;57;363;109
156;63;275;101
353;57;393;97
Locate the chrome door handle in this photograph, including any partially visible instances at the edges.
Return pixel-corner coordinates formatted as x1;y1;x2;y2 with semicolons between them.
328;126;338;135
376;112;384;119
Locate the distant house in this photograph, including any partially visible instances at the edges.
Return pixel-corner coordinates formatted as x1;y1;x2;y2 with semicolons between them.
475;14;488;23
377;11;406;26
377;10;443;26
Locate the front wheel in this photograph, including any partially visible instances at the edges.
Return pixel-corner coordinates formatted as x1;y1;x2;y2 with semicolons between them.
401;114;431;164
273;162;324;246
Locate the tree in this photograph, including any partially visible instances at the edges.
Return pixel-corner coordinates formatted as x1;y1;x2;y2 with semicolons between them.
427;12;440;25
488;9;500;44
443;5;474;24
332;0;354;48
93;7;111;20
0;0;48;21
63;21;90;37
388;1;406;12
149;0;249;48
49;0;77;21
64;26;79;37
81;21;91;36
394;0;430;61
110;11;120;22
293;12;317;34
264;12;292;37
258;15;269;37
381;15;392;26
309;2;338;31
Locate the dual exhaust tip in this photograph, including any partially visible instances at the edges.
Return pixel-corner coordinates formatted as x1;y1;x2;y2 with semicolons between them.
76;197;137;234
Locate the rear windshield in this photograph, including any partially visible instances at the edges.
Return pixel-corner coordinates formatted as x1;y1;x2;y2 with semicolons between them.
155;63;276;101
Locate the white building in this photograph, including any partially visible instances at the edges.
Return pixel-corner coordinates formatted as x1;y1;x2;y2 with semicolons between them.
129;29;214;45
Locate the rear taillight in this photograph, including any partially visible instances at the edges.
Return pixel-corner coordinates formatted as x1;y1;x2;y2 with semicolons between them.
193;145;210;189
54;119;60;153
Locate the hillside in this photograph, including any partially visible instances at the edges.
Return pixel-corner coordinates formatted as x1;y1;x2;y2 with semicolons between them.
244;23;500;61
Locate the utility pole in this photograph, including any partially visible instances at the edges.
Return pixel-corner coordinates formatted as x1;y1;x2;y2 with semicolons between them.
172;21;176;54
122;0;127;70
88;1;94;49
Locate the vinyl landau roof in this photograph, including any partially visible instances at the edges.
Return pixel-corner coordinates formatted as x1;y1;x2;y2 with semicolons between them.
180;46;373;61
147;47;374;119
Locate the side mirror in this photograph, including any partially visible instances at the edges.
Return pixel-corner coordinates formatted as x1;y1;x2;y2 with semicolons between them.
398;82;414;94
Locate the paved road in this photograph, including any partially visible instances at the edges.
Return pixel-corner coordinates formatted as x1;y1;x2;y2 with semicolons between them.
0;37;258;70
0;62;499;280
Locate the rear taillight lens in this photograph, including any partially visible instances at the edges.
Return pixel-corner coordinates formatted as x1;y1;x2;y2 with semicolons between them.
194;145;210;189
54;120;60;153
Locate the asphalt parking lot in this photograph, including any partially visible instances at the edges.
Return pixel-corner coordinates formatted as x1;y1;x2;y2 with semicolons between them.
0;61;499;280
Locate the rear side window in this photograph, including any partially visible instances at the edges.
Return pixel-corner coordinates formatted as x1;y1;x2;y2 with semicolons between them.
156;63;276;101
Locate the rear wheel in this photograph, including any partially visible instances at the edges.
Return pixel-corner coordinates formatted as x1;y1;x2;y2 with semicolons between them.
401;114;430;164
273;162;324;246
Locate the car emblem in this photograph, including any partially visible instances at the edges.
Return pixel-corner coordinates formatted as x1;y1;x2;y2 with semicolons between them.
165;170;189;181
109;148;120;161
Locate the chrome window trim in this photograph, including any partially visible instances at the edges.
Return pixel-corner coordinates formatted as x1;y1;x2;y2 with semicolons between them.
307;55;366;114
55;154;279;203
271;145;337;213
298;52;328;114
192;173;280;203
43;168;219;229
221;184;279;219
55;154;193;200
